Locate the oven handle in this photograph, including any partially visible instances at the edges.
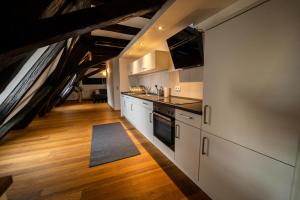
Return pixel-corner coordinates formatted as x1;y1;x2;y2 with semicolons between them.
153;112;172;122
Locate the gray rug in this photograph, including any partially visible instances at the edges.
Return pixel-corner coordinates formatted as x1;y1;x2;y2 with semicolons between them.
90;122;140;167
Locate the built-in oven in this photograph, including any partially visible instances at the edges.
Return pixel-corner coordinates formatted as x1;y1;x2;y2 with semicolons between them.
153;103;175;151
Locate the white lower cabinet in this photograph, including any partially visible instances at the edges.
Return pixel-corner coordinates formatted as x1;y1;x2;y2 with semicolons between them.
123;96;153;142
135;103;153;142
175;120;201;184
199;131;295;200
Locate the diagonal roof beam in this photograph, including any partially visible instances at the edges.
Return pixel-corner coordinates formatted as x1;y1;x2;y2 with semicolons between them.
0;0;166;61
92;36;130;49
100;24;141;35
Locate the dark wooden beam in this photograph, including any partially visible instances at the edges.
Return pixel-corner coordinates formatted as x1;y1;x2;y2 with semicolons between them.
38;37;89;116
0;87;52;139
0;52;33;93
0;42;65;125
140;10;157;19
93;46;123;56
92;36;130;48
84;68;104;78
0;0;166;61
100;24;141;35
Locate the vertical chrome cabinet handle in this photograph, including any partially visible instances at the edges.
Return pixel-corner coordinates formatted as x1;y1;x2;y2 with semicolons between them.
203;105;210;124
202;137;209;155
175;124;180;139
131;104;133;111
149;112;152;123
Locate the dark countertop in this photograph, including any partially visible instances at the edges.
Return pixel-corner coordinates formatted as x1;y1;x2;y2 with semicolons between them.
121;92;202;115
175;102;203;115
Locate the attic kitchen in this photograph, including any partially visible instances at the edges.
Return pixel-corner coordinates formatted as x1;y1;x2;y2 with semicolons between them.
0;0;299;200
106;0;300;199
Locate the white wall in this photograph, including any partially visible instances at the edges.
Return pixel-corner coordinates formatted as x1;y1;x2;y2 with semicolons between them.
106;59;114;108
119;57;134;92
128;41;204;99
67;68;107;101
106;58;121;110
134;68;204;99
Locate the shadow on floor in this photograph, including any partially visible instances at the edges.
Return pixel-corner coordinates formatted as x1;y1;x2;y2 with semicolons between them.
126;123;211;200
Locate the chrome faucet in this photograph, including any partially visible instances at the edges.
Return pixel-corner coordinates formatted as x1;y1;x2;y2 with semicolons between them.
155;85;159;97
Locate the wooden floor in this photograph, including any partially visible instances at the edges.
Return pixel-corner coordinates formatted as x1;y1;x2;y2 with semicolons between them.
0;102;210;200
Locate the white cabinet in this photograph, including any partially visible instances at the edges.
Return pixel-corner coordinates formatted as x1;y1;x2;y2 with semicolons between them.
136;104;153;142
128;50;171;76
175;120;201;184
202;0;300;166
199;131;294;200
124;97;135;124
121;95;126;117
122;95;153;142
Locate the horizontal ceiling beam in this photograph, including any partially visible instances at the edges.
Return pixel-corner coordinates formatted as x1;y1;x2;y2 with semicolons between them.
0;0;166;61
92;36;130;49
100;24;141;35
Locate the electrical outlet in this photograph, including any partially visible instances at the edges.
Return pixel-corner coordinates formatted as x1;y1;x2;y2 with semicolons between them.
175;85;181;92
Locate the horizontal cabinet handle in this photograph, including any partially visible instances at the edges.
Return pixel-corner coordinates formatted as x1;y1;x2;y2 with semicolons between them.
179;113;193;119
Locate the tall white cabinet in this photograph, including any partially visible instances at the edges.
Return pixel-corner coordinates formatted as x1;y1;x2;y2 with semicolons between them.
202;0;300;166
200;0;300;199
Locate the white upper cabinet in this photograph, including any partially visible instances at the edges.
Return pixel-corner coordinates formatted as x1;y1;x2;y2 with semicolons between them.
128;50;171;75
202;0;300;166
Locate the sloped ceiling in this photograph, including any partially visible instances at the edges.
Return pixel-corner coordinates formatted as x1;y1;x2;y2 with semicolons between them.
0;0;167;140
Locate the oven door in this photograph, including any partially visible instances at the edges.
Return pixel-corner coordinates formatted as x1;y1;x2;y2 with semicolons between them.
153;112;175;150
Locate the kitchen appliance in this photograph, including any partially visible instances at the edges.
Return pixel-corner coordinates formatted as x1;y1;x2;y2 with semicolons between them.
167;26;204;69
153;102;175;150
163;87;170;98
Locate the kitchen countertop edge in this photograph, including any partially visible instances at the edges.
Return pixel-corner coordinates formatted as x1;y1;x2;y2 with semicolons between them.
121;92;202;115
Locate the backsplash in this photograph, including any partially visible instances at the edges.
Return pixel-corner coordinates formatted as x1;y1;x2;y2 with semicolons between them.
129;67;204;99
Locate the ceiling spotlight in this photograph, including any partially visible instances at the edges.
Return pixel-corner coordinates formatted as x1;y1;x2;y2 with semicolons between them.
158;26;163;30
140;42;143;46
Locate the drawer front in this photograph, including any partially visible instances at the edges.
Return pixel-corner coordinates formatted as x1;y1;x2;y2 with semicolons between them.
138;99;153;110
123;95;153;110
124;95;136;103
175;109;201;129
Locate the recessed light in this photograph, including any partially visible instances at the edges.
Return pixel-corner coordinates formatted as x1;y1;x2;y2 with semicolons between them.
158;26;163;30
140;42;143;46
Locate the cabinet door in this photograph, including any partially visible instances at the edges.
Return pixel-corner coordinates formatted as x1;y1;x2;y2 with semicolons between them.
143;108;153;142
199;131;294;200
133;104;153;142
175;120;201;183
202;0;300;166
121;95;126;117
125;101;134;123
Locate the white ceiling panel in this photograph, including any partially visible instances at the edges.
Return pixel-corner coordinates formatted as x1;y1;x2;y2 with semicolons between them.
118;17;150;29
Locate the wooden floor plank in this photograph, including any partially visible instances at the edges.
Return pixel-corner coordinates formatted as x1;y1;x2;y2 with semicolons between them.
0;102;210;200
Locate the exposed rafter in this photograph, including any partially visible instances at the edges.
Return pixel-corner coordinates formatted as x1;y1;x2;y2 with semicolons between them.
0;42;65;125
141;10;157;19
100;24;141;35
0;0;166;61
92;36;130;49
